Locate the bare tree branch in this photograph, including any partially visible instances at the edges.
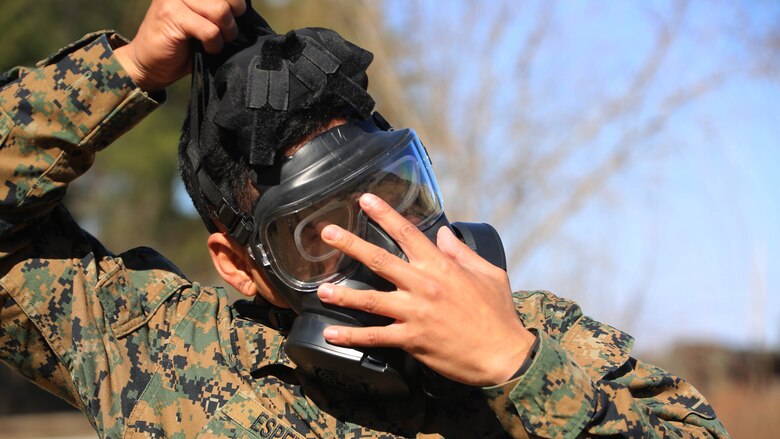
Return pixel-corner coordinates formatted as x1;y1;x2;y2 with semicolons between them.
508;70;727;267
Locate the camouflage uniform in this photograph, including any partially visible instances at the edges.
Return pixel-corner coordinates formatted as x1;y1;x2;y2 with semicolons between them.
0;32;729;438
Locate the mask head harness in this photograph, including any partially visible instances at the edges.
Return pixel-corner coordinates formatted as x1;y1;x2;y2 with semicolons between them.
184;5;507;397
185;4;375;245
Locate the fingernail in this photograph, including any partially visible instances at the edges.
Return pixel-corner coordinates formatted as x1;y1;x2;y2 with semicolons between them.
323;327;338;340
321;225;341;240
318;284;333;300
438;225;456;240
360;193;379;208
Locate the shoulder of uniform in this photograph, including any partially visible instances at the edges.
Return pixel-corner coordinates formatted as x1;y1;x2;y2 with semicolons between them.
512;290;634;378
97;247;189;338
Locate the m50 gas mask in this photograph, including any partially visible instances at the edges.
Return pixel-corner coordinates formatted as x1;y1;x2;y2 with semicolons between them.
247;115;507;396
184;7;506;397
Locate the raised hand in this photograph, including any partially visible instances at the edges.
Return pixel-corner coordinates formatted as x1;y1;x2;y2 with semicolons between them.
114;0;247;91
316;193;537;387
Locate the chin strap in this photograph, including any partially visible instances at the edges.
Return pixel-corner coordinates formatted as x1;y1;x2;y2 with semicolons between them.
234;299;296;333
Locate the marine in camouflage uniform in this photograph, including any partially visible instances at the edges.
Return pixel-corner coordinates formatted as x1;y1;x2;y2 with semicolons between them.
0;30;729;439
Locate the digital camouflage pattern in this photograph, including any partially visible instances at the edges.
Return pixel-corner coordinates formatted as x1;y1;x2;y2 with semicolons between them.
0;32;729;438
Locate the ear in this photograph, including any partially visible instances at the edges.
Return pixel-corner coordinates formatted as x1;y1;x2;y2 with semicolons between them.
207;233;257;297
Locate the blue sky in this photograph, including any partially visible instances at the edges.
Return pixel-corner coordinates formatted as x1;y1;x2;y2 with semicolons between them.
382;0;779;353
577;77;780;352
518;2;779;352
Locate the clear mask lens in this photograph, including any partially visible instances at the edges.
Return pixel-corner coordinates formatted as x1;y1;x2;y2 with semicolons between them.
266;199;359;286
369;154;440;228
294;200;354;262
262;137;443;289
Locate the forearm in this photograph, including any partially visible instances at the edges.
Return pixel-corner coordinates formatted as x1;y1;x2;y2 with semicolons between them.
0;31;161;250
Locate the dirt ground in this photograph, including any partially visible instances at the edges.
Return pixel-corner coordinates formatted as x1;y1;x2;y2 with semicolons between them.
0;412;95;439
706;381;780;439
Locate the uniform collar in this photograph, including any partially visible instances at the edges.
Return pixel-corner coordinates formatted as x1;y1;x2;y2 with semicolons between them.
230;300;296;374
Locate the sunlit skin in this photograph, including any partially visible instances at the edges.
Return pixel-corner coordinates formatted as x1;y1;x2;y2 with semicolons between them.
314;193;535;386
114;0;536;387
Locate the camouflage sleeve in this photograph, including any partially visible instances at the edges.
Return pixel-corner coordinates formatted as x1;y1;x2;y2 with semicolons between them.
0;31;160;247
0;32;161;411
482;291;730;438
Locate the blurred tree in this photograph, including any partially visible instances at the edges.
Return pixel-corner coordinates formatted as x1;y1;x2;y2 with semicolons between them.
0;1;147;67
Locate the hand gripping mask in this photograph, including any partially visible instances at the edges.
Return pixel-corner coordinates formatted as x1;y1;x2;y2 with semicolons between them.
184;4;507;397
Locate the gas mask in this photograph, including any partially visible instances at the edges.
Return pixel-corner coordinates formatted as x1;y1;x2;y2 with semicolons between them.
183;8;507;397
246;115;507;396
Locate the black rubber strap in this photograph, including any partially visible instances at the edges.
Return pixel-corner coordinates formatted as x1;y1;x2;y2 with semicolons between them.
188;50;255;244
247;55;290;111
509;331;541;380
234;299;296;333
